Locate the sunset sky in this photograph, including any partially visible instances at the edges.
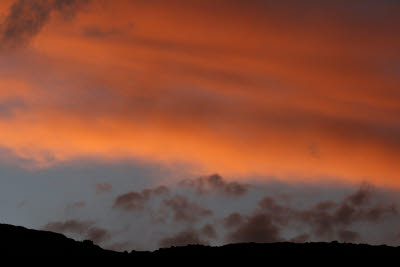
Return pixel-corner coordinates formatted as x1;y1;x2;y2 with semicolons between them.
1;0;400;251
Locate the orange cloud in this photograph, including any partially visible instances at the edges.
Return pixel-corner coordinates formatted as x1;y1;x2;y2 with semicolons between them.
0;0;399;187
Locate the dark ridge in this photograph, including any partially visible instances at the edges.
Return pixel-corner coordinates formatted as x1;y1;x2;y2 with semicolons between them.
0;223;398;264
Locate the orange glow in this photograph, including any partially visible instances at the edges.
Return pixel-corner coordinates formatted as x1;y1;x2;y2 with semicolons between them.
0;1;399;187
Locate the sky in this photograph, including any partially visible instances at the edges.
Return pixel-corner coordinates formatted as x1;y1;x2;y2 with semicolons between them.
0;0;400;251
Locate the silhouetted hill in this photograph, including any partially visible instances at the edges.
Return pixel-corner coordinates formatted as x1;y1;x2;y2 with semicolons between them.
1;223;398;264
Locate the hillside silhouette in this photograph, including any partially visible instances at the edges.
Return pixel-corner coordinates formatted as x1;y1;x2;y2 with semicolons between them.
0;223;398;264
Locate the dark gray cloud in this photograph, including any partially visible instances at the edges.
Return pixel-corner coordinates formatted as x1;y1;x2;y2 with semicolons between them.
158;224;217;248
227;213;282;243
228;183;398;242
42;219;110;244
0;0;89;49
346;182;373;206
113;191;148;211
201;224;217;239
25;176;400;251
338;229;360;243
163;194;213;223
179;174;249;197
113;185;169;211
159;229;209;248
86;226;110;243
223;213;244;228
108;182;400;248
258;196;292;225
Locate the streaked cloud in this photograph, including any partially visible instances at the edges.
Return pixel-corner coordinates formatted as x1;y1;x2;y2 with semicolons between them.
0;1;399;187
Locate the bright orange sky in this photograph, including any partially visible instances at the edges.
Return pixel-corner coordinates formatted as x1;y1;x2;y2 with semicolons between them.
1;0;400;187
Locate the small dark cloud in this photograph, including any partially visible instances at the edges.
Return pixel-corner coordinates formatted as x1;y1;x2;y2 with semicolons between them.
346;182;373;206
113;192;148;211
298;206;334;237
258;196;292;225
364;204;397;222
95;182;113;194
201;224;217;239
0;0;89;49
113;185;169;211
227;213;282;243
159;229;209;248
179;174;249;197
223;213;244;228
52;0;90;19
333;203;357;225
163;194;213;223
86;226;110;243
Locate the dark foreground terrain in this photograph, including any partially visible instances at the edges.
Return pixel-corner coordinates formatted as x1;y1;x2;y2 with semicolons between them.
0;223;398;264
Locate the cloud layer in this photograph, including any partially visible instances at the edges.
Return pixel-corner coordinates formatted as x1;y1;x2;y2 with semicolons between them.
34;174;400;251
0;0;399;187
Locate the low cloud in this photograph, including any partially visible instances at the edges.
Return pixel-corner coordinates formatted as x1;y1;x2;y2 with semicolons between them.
346;183;373;206
38;181;400;250
179;174;249;197
226;183;398;242
227;213;282;243
298;185;397;237
223;213;244;228
201;224;218;239
42;219;110;244
162;194;213;223
86;226;110;243
337;229;360;243
113;185;169;211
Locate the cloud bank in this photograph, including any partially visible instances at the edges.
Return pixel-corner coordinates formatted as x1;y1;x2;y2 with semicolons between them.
35;175;400;251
